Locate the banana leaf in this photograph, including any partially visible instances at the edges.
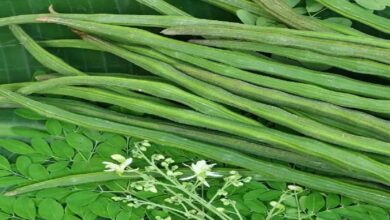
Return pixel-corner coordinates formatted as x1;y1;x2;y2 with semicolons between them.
0;0;235;84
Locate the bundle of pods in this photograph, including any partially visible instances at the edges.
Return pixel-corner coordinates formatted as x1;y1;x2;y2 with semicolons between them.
0;0;389;210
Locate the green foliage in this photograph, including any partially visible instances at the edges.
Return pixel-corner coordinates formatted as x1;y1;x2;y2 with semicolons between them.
305;0;324;13
304;192;325;213
51;140;75;159
14;109;47;121
13;196;36;220
354;0;390;11
285;0;301;8
324;17;353;27
0;155;10;170
0;139;35;154
31;137;53;156
45;119;63;136
39;198;65;220
66;133;94;153
0;113;388;219
236;9;258;25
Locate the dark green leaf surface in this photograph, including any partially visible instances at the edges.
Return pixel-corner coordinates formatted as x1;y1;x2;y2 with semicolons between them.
38;198;64;220
0;155;10;170
13;196;36;220
65;133;93;153
305;192;326;213
0;139;35;154
31;137;52;156
45;119;62;135
15;155;32;176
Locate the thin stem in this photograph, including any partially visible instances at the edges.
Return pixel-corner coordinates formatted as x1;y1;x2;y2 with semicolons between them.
208;182;231;205
160;184;207;220
294;191;302;220
138;147;231;220
266;191;290;220
139;150;213;219
131;198;189;219
232;202;244;220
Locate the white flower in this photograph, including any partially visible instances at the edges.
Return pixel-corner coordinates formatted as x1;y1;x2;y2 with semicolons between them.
102;154;134;175
288;185;303;192
152;154;165;161
180;160;222;187
216;207;225;212
270;201;285;210
243;177;252;183
156;216;171;220
141;140;151;147
220;198;236;206
111;154;126;162
145;184;158;193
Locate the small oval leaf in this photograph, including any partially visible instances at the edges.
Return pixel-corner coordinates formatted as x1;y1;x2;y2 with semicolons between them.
0;139;35;154
16;155;32;176
51;140;74;159
28;164;50;180
66;133;93;152
38;198;64;220
0;155;10;170
45;119;63;136
305;192;325;213
31;138;53;156
13;196;36;220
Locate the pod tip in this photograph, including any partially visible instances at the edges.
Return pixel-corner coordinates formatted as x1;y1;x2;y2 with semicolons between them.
48;5;58;14
161;28;176;35
4;191;17;197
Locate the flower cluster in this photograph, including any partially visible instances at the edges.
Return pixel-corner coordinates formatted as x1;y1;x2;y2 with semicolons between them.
103;140;254;220
181;160;222;187
266;184;305;220
102;154;135;175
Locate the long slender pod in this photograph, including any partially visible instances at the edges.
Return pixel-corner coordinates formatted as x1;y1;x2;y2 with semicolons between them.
192;39;390;79
252;0;365;36
40;40;390;139
171;62;390;141
5;169;273;196
26;82;390;158
201;0;271;17
33;17;390;99
38;39;390;140
126;46;390;141
103;86;177;108
76;35;390;156
135;0;191;16
18;76;260;126
30;85;390;184
253;0;329;31
9;24;177;108
2;14;390;48
157;48;390;113
9;25;84;76
315;0;390;34
162;25;390;65
200;0;239;13
11;23;188;110
35;72;166;83
287;109;385;139
125;45;390;140
0;88;389;208
38;97;357;177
